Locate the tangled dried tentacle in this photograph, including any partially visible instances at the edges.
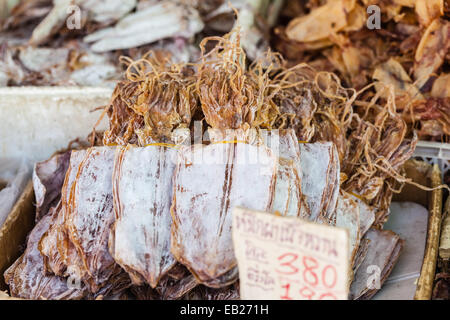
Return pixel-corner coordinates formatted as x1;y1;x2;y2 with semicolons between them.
103;51;198;145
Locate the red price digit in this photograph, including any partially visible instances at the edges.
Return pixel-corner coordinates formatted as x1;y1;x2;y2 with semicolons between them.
280;283;293;300
302;256;319;287
276;253;299;275
319;293;337;300
299;286;315;300
322;265;337;289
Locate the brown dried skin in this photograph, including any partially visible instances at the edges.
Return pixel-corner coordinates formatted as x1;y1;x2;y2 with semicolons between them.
130;264;198;300
103;53;197;145
285;0;356;43
414;19;450;89
4;207;88;300
349;228;404;300
415;0;444;27
196;34;257;130
186;282;240;300
373;58;423;103
156;273;199;300
39;150;87;277
32;150;71;222
276;1;449;140
2;0;52;30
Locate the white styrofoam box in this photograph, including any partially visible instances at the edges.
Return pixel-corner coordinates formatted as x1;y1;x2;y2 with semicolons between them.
0;86;112;163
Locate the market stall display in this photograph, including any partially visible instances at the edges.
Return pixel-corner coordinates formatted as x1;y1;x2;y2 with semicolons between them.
0;1;449;302
1;28;444;300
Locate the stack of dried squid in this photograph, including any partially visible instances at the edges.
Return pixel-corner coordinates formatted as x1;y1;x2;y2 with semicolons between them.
4;30;420;300
274;0;450;141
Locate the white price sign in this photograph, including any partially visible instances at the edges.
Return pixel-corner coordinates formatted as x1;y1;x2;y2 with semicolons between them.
232;207;349;300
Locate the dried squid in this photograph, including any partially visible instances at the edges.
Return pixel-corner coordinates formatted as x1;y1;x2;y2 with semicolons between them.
4;207;87;300
110;144;178;288
63;146;124;293
171;130;278;288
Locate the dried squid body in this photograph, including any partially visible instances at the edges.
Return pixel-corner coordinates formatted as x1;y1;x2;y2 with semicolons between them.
39;149;87;277
171;132;278;288
4;207;87;300
298;142;340;225
262;129;304;218
32;151;71;222
64;146;119;293
110;145;178;288
335;191;361;286
350;228;404;300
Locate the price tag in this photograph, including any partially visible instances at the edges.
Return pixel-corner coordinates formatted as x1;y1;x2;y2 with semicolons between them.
232;207;349;300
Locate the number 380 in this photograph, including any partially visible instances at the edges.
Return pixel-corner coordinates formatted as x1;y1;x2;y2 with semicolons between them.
276;253;337;289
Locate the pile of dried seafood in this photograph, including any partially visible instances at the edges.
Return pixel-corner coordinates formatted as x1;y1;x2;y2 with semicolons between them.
274;0;450;141
3;29;438;300
0;0;283;87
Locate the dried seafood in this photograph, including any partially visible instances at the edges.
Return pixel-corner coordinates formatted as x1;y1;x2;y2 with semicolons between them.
4;206;88;300
32;150;71;222
349;228;404;300
4;25;431;300
39;149;87;277
1;0;282;87
263;129;304;218
84;1;203;53
103;52;197;145
110;144;178;288
63;146;125;294
299;142;340;225
335;191;361;272
171;130;278;287
275;0;450;140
